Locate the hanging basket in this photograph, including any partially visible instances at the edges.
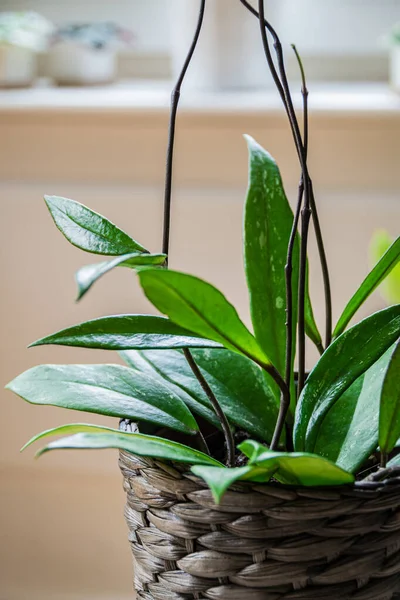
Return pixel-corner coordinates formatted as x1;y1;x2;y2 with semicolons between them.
119;448;400;600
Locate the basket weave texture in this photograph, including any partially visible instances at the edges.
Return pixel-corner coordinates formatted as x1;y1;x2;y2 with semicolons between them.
119;449;400;600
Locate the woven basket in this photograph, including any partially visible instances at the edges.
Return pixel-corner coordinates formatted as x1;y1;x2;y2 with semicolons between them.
119;447;400;600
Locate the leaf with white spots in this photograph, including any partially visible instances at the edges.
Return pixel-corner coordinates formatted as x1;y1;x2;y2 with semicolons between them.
243;137;322;405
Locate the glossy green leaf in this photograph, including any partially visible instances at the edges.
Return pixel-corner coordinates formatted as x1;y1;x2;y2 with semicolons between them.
138;268;273;369
6;364;198;434
44;195;147;255
239;440;355;486
121;348;279;443
30;315;222;351
294;305;400;453
334;235;400;337
24;425;222;466
191;465;272;504
313;345;397;473
379;339;400;454
370;230;400;305
388;453;400;468
76;252;166;300
22;423;120;451
244;136;298;385
243;136;322;387
120;350;221;429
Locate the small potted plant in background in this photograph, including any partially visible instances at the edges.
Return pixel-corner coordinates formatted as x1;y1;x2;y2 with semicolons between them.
46;22;134;86
389;23;400;92
0;12;53;88
6;2;400;598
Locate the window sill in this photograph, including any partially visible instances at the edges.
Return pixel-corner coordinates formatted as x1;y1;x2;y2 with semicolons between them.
1;80;399;191
0;80;399;118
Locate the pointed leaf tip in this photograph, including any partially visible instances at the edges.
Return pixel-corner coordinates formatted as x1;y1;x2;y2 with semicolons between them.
7;363;199;435
30;428;223;467
28;315;222;351
137;268;273;370
75;253;166;301
191;465;257;504
44;195;147;256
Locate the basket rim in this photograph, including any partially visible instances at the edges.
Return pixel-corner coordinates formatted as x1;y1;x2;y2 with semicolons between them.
119;421;400;496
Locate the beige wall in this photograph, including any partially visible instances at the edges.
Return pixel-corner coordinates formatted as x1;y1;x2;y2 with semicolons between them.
1;103;399;599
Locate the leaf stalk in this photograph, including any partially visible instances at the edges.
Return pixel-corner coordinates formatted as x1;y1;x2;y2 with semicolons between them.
183;348;235;466
161;0;236;464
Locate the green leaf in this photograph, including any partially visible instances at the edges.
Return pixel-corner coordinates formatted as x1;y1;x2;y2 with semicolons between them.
294;305;400;453
313;345;397;473
334;235;400;337
379;339;400;454
76;253;166;300
239;440;355;486
121;348;279;443
6;364;198;434
30;315;222;351
23;424;222;466
388;453;400;468
191;465;271;504
138;268;273;370
370;231;400;305
120;350;222;429
243;137;322;400
44;195;147;255
22;423;119;451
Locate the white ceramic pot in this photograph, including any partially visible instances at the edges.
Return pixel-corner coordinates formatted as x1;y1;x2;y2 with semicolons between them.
390;45;400;93
169;0;272;91
46;41;116;85
0;44;37;87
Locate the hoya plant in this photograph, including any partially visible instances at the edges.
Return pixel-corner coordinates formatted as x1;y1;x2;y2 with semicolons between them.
6;1;400;505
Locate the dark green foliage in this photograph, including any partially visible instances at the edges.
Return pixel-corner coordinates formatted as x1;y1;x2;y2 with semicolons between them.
6;145;399;501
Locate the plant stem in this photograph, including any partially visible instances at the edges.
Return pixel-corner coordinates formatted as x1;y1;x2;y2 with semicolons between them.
270;369;291;451
162;0;206;259
292;45;309;159
196;430;211;456
309;180;332;348
183;348;235;467
297;201;312;395
254;0;310;440
240;0;332;356
381;450;388;469
161;0;234;461
284;181;303;393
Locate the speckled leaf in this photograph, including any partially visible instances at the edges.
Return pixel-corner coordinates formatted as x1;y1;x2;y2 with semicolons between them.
30;315;222;351
294;305;400;453
45;195;147;255
121;348;279;443
243;136;322;400
76;252;166;300
313;345;397;473
23;424;222;466
6;364;199;434
334;235;400;337
239;440;355;486
379;339;400;454
138;268;273;370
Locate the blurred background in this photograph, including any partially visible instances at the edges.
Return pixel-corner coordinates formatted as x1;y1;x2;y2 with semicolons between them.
1;1;399;599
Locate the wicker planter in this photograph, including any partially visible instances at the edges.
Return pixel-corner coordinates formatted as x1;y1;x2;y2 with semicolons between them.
119;449;400;600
